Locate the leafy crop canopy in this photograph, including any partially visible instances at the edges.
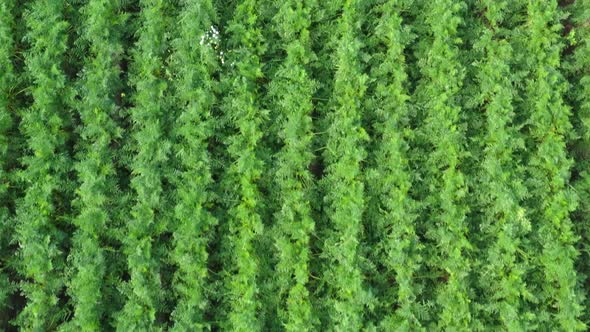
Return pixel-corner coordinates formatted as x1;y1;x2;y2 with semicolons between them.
0;0;588;330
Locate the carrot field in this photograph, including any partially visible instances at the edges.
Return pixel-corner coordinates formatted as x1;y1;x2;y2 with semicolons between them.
0;0;589;330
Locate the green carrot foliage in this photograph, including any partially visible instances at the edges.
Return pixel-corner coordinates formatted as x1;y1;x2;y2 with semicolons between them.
268;0;317;330
366;0;423;329
220;0;267;330
0;1;589;330
67;0;124;330
472;1;532;330
413;0;472;329
168;0;218;330
522;1;585;330
0;0;15;314
320;0;370;329
15;0;71;329
117;0;171;330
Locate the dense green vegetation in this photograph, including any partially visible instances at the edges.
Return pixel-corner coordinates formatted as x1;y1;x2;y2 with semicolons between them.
269;0;316;330
523;1;584;330
0;0;15;320
472;1;530;330
365;0;421;329
0;1;589;330
413;0;472;329
66;1;124;330
15;1;72;329
117;0;171;330
168;0;217;330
